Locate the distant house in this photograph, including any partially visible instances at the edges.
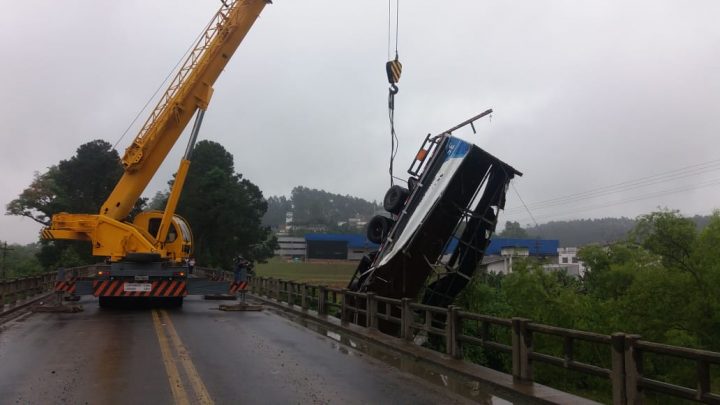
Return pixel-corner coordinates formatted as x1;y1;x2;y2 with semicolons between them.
478;238;560;274
544;247;587;276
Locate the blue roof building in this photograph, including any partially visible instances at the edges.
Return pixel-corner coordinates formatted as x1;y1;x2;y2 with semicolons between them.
444;237;559;256
304;234;379;260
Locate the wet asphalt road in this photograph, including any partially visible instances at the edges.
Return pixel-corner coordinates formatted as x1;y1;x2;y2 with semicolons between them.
0;296;472;405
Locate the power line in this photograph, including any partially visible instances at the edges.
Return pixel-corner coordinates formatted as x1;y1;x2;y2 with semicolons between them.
112;14;215;151
507;177;720;224
504;158;720;214
511;183;539;228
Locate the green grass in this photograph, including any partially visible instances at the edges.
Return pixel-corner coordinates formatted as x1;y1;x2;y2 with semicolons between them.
255;257;357;287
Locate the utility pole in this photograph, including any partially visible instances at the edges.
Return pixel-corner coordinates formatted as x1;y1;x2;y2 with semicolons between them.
0;242;13;280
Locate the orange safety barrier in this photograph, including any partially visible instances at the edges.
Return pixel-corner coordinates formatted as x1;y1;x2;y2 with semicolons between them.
229;281;248;293
92;280;187;297
54;281;76;293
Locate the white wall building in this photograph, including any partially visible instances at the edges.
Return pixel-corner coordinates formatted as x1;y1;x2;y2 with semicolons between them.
275;236;306;258
544;247;587;277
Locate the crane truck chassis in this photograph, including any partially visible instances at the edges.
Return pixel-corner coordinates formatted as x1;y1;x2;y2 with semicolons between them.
41;0;271;306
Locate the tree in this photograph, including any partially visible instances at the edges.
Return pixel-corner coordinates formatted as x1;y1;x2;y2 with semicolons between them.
278;186;381;232
148;190;169;211
6;140;146;268
176;140;275;269
7;140;124;225
498;221;528;238
0;242;43;278
262;195;292;228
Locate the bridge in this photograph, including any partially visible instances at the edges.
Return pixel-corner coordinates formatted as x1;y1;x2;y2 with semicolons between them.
0;267;718;404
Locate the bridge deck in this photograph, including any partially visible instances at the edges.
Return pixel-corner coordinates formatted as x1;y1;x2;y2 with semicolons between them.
0;296;486;404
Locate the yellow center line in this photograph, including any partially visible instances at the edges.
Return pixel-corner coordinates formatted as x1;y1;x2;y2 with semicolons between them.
160;309;215;405
152;309;191;405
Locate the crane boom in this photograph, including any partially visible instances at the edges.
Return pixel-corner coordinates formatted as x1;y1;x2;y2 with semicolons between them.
43;0;270;263
103;0;269;220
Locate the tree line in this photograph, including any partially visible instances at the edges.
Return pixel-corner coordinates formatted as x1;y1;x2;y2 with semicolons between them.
5;139;275;273
500;215;713;247
263;186;381;234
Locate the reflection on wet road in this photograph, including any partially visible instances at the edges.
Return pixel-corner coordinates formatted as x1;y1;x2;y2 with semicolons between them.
0;296;482;404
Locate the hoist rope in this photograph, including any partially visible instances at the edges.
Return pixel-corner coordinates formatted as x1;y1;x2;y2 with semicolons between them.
388;92;399;186
112;15;214;152
387;0;400;187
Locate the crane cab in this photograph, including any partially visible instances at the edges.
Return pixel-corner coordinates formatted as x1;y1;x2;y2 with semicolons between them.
132;211;193;263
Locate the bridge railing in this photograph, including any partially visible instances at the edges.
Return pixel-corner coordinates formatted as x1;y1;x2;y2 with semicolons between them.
247;275;720;404
0;272;55;310
0;265;98;312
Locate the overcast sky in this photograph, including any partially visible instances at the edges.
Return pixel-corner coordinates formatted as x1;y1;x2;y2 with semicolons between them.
2;0;720;244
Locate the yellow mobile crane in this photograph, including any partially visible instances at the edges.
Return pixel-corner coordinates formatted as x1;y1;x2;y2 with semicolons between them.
42;0;270;305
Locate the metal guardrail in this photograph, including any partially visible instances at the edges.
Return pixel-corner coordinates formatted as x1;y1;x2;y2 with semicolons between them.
0;265;97;312
246;275;720;405
0;272;56;310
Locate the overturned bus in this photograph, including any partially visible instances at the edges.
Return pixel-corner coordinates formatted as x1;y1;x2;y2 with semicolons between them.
348;110;522;311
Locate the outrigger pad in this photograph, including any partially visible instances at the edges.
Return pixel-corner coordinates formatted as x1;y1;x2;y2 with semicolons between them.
33;304;83;313
204;294;237;300
219;303;262;312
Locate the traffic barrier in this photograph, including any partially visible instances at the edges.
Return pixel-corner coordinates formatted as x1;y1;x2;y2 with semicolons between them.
93;280;187;297
54;281;76;294
229;281;247;293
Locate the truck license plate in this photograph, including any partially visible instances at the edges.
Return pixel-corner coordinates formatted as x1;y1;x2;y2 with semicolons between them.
124;283;152;292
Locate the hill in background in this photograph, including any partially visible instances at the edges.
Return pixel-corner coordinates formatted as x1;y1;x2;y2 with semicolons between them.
504;215;712;247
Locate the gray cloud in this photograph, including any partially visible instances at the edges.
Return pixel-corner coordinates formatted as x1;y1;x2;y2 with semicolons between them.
2;0;720;243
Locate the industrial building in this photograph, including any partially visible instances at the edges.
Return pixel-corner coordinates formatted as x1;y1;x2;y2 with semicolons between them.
275;234;379;261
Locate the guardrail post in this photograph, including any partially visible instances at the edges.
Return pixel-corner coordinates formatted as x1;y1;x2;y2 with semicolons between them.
7;279;17;307
34;276;42;295
18;278;27;301
318;286;327;315
624;334;643;405
274;279;281;302
512;317;533;382
446;305;459;357
698;359;711;402
401;298;412;340
563;336;573;367
611;333;627;405
0;281;5;310
367;293;377;329
340;289;349;324
300;283;308;310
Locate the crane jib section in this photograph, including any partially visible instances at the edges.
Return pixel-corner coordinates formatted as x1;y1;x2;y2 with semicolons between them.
102;0;269;220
